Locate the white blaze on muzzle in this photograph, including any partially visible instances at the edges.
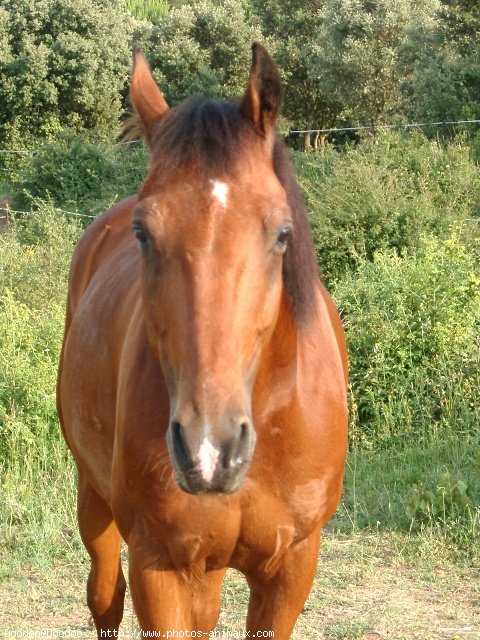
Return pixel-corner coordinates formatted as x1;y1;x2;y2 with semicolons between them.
198;436;220;483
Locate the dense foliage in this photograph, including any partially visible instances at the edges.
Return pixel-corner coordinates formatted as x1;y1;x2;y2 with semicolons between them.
0;0;134;149
1;0;479;151
1;132;479;454
141;1;262;104
299;133;480;281
0;0;478;563
0;209;80;458
13;133;147;216
404;0;480;124
336;233;480;447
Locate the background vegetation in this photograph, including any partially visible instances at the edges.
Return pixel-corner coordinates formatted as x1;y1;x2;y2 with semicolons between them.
0;0;478;631
1;0;479;151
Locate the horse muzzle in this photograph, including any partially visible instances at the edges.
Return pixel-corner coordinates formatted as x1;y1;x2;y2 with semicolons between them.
166;413;256;494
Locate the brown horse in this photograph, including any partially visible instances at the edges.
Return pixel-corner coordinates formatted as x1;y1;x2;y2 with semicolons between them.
57;44;348;637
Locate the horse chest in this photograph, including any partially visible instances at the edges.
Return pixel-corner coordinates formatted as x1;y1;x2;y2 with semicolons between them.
123;477;324;577
227;479;326;574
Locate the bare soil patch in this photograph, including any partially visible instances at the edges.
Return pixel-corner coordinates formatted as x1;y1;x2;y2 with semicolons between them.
1;533;478;639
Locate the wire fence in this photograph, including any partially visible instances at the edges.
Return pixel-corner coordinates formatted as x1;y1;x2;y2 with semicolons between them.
0;149;31;155
0;205;97;220
288;118;480;135
0;138;141;157
0;118;478;154
0;118;478;224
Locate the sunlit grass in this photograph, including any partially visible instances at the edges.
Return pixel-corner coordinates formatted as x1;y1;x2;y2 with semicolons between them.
125;0;169;24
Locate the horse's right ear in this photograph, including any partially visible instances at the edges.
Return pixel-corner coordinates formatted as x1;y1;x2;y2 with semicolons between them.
130;48;169;143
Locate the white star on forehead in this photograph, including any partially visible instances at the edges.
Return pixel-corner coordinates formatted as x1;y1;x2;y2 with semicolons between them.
210;180;229;207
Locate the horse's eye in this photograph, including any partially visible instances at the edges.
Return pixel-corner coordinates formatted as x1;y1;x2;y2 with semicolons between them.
276;226;292;252
132;222;149;247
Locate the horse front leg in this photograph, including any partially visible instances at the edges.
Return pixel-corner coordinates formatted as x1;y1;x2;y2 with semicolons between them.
129;541;226;634
245;526;322;640
128;541;192;632
77;473;126;637
191;568;227;632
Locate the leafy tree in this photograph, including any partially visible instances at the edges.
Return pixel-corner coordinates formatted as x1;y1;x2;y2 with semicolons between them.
404;50;479;123
402;0;480;125
0;0;135;148
144;0;262;105
439;0;480;53
312;0;439;127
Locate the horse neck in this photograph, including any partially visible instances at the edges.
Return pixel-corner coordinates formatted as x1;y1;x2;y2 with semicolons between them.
252;290;300;412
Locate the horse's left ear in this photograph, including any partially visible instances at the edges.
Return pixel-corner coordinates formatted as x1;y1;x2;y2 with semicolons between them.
130;47;169;144
241;43;282;136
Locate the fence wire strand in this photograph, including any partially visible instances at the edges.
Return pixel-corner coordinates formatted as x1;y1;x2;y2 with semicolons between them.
289;119;480;135
0;205;96;219
0;119;478;223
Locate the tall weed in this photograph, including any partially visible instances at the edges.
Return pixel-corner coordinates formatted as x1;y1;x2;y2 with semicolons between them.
125;0;169;23
296;132;480;283
0;205;81;562
334;233;480;448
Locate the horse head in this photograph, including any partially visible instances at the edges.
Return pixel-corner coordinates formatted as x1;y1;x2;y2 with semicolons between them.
129;45;316;494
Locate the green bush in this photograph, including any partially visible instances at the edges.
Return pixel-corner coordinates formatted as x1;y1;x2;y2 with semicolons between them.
0;206;80;448
0;290;62;455
12;134;148;220
296;132;480;283
334;233;480;448
145;0;262;105
0;0;135;149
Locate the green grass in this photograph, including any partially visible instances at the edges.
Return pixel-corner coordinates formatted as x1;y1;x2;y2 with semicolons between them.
125;0;169;24
1;445;478;637
3;434;477;573
0;206;79;558
336;441;479;561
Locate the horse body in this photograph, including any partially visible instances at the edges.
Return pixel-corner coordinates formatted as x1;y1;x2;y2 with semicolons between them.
57;45;348;637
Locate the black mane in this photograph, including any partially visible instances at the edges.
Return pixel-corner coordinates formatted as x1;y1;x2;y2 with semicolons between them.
149;97;320;325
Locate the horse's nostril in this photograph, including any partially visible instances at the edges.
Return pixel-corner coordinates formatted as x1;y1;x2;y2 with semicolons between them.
220;418;252;470
240;421;249;442
171;421;192;471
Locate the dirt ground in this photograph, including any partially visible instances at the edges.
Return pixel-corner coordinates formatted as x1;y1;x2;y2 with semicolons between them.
1;533;479;640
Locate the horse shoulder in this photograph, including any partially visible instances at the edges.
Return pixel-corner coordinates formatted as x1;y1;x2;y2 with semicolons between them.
58;197;139;497
290;282;348;527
